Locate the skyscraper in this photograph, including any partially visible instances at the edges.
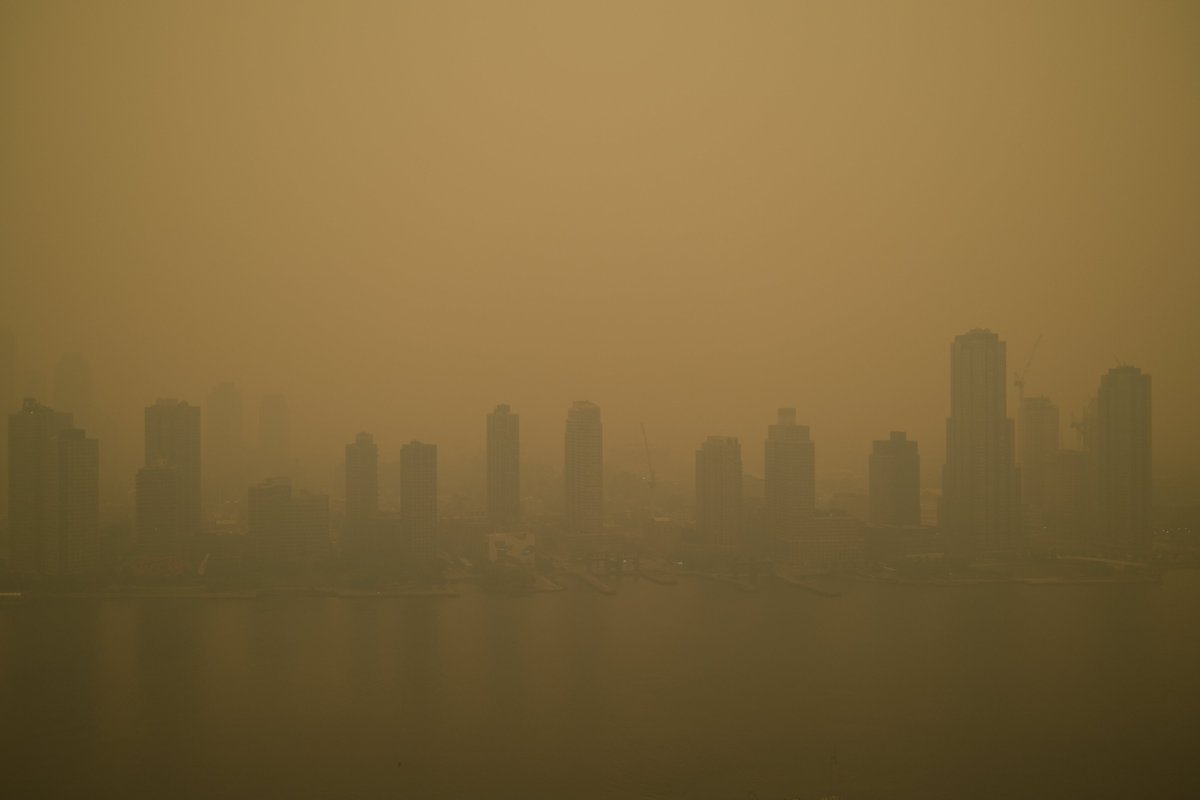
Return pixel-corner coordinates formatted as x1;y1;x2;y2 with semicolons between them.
868;431;920;527
8;400;97;575
136;465;184;556
145;398;202;537
247;477;291;561
53;354;93;432
1045;449;1088;542
941;329;1020;553
54;428;99;575
291;489;332;562
205;382;244;509
400;441;438;561
9;399;72;573
0;327;15;518
0;327;14;415
1096;366;1151;549
1019;396;1059;533
764;408;815;538
345;432;379;551
695;436;742;550
247;478;329;563
259;394;291;478
487;404;520;529
564;401;603;535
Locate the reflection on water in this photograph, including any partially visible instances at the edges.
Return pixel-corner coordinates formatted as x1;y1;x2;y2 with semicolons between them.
4;573;1200;799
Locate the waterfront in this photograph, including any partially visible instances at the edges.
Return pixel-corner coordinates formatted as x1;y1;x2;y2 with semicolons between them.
3;571;1199;799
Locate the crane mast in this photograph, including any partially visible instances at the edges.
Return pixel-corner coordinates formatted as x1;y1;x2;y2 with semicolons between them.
1013;333;1043;410
641;422;657;518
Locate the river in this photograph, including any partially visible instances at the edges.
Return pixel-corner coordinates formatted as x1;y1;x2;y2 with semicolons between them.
3;571;1199;798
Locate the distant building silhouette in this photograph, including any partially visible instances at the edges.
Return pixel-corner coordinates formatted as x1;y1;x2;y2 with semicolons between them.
0;327;14;413
247;477;330;563
869;432;920;527
764;408;815;537
0;327;15;517
786;510;864;566
1019;396;1059;535
52;353;93;433
291;489;332;562
345;432;379;551
695;436;742;551
54;429;99;575
136;464;184;556
205;382;244;509
248;478;290;559
259;394;291;478
941;329;1020;552
1045;449;1088;542
486;404;520;529
1096;366;1151;549
8;400;97;575
564;401;603;535
400;441;438;562
145;398;202;537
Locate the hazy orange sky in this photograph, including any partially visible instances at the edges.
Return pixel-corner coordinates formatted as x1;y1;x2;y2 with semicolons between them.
2;1;1198;495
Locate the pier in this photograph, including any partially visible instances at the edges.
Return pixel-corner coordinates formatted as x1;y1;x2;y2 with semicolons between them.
566;569;617;595
637;569;678;585
681;571;759;592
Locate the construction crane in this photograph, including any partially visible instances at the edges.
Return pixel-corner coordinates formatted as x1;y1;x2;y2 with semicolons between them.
640;422;657;519
1013;333;1043;410
1068;412;1085;450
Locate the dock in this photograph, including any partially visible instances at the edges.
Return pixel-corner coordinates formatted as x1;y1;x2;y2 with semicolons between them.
332;588;459;598
775;569;842;597
681;571;759;592
566;570;617;595
637;569;678;585
535;575;566;592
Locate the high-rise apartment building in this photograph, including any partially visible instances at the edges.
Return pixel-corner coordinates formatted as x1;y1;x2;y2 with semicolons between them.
564;401;603;534
1096;366;1151;549
1019;395;1059;532
136;464;184;556
8;400;96;575
247;477;330;563
145;398;202;536
400;441;438;561
259;394;291;478
868;431;920;527
1045;449;1088;542
291;489;332;563
941;329;1020;552
696;436;742;550
487;404;520;529
345;432;379;550
9;399;72;573
55;429;99;575
205;382;244;509
764;408;815;537
0;327;16;518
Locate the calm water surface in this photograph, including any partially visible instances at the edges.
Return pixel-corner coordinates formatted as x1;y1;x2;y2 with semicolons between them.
4;572;1199;799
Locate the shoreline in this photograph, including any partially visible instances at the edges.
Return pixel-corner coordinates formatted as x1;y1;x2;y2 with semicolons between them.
0;570;1173;601
852;573;1162;587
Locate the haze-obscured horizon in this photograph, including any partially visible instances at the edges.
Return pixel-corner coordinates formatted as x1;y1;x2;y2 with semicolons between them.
3;1;1198;497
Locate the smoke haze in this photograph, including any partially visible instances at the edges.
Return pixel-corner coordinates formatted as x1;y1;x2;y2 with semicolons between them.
3;1;1198;496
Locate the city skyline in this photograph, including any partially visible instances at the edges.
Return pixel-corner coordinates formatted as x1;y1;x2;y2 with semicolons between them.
1;328;1165;574
3;4;1198;796
0;329;1185;500
0;340;1171;500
